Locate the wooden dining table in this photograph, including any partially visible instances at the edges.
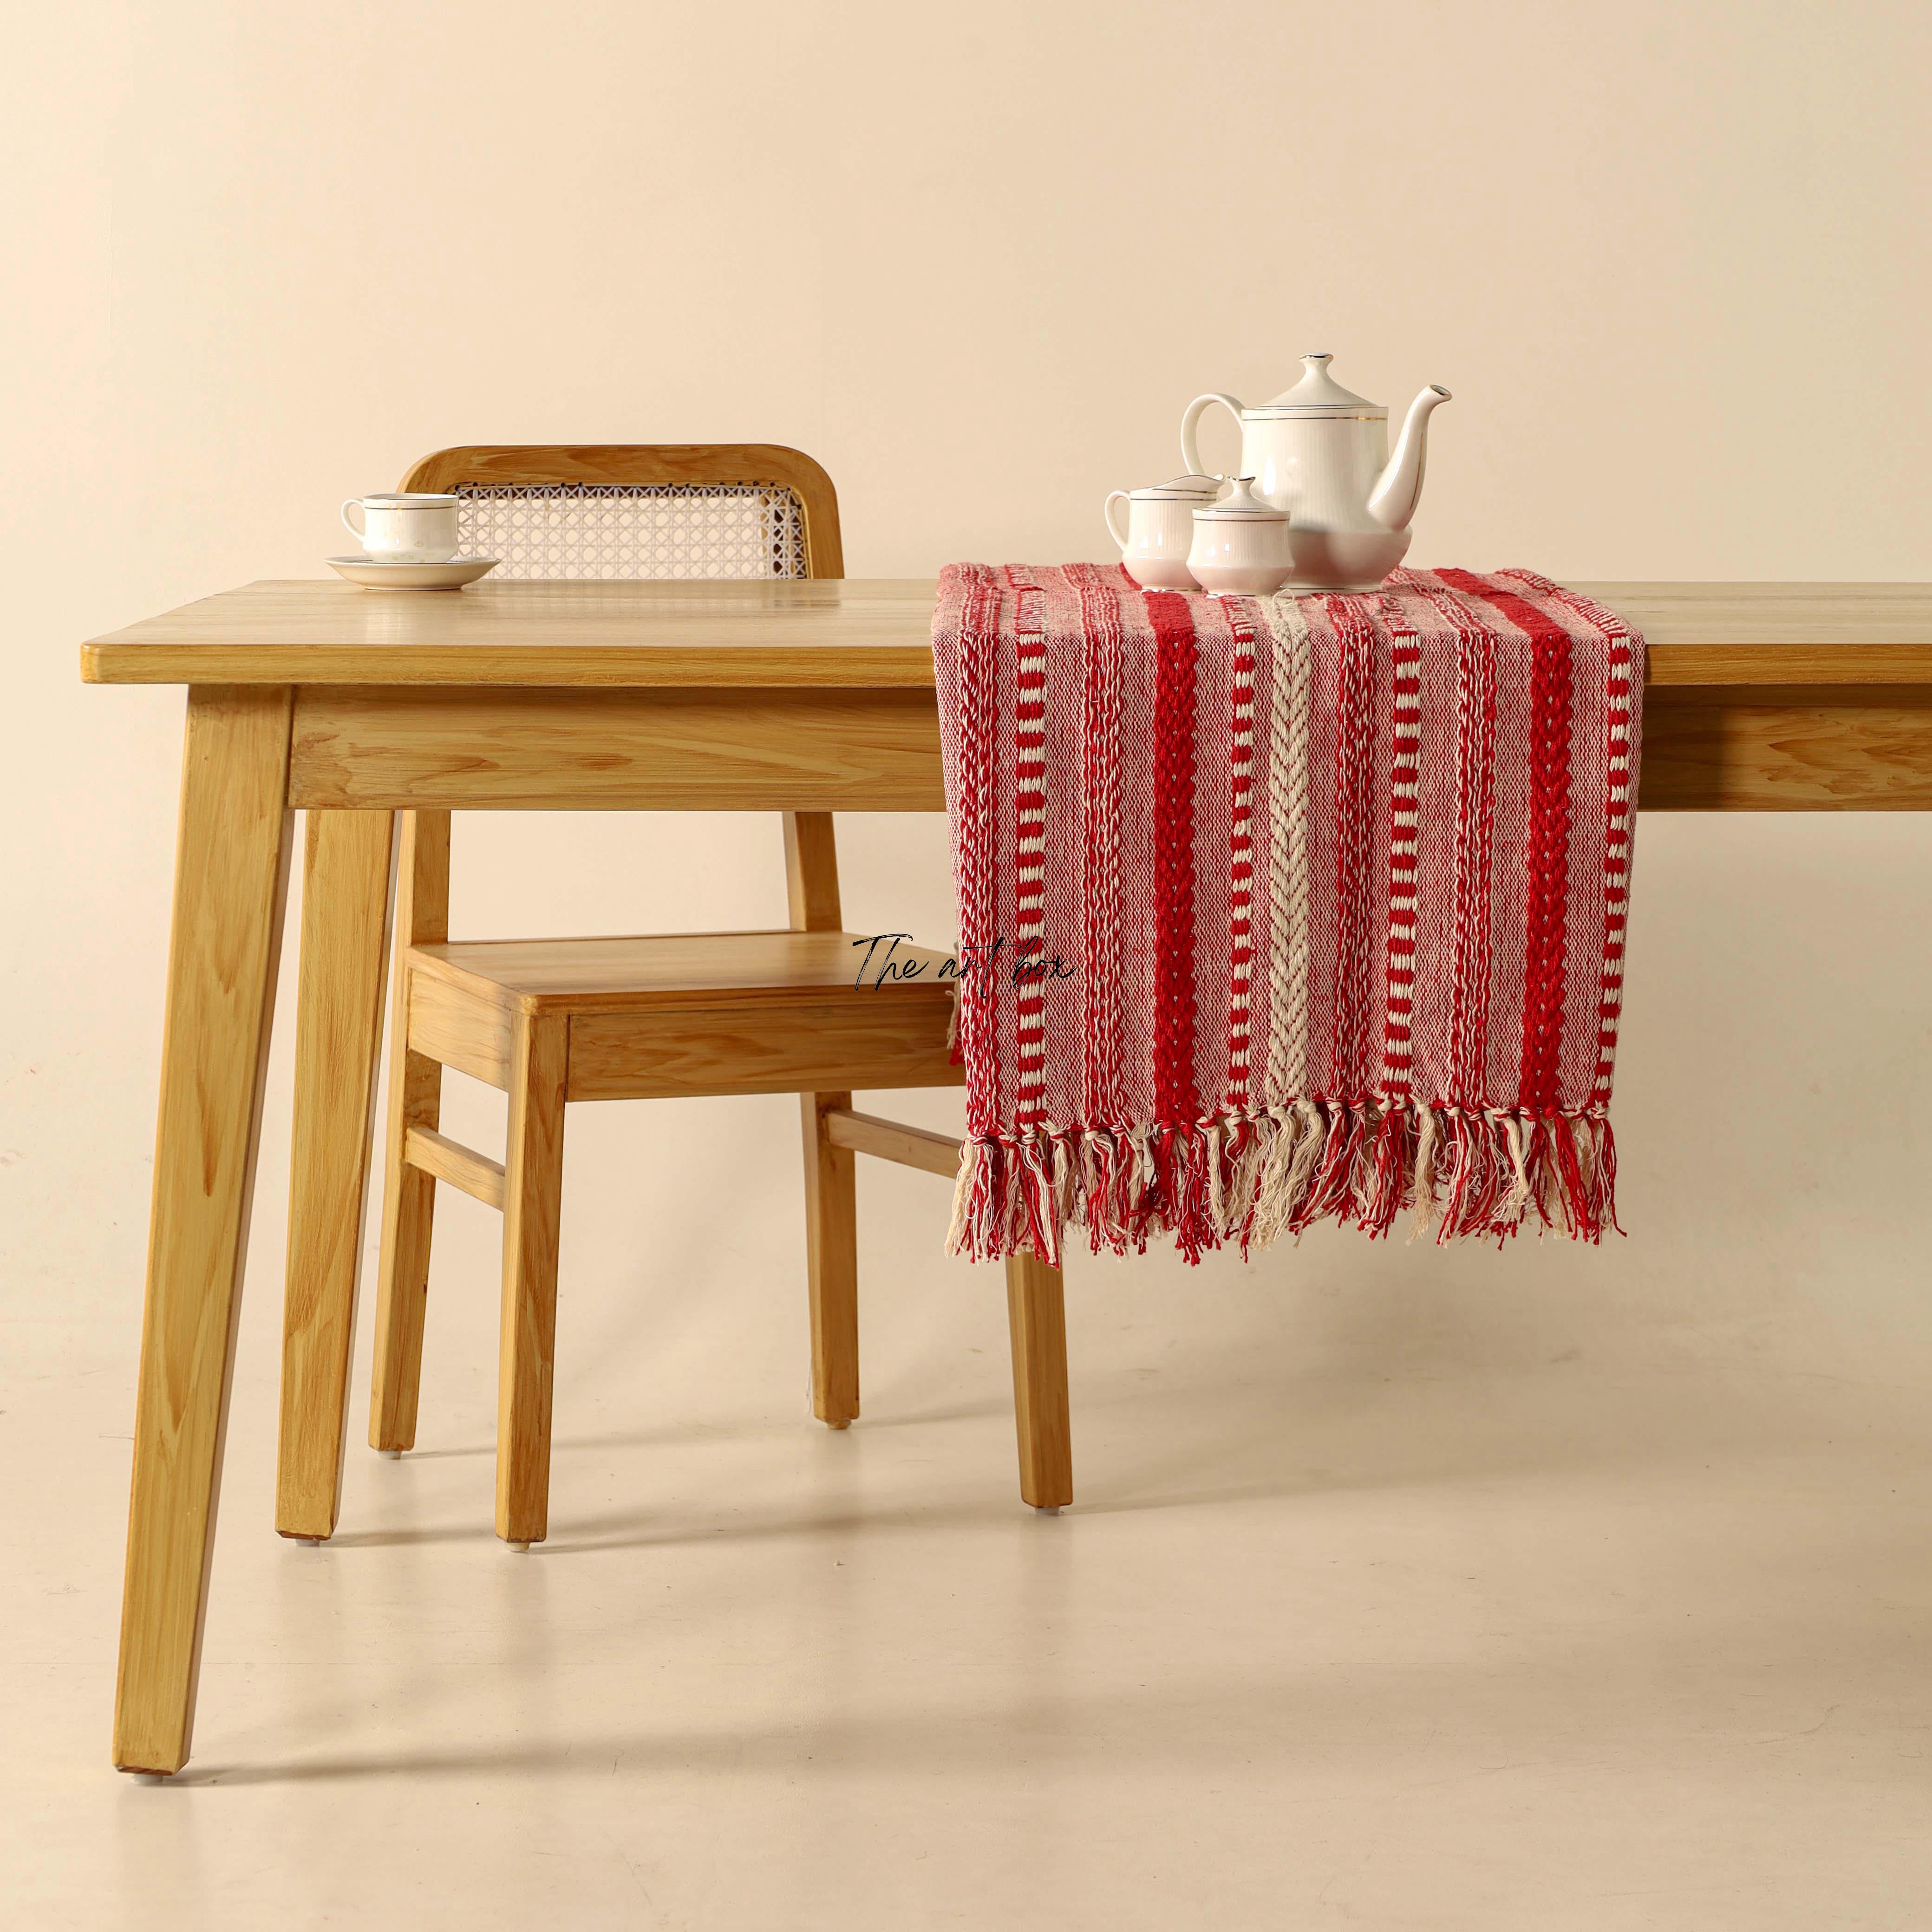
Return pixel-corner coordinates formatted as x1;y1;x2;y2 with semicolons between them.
81;576;1932;1777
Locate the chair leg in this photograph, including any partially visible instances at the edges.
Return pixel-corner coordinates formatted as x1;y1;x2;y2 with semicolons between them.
781;811;860;1429
369;811;449;1454
802;1090;859;1427
782;809;842;932
1005;1252;1073;1509
497;1011;568;1546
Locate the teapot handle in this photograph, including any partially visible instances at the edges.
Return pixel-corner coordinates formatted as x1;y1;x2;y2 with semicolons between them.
1103;491;1133;553
1180;393;1245;481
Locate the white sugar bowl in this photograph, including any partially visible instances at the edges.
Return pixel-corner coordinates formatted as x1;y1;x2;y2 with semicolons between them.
1188;476;1294;595
1104;472;1222;590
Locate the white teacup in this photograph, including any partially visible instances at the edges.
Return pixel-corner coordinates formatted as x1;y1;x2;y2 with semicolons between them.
341;492;461;563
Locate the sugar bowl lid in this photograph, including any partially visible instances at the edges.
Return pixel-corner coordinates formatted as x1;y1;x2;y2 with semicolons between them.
1130;472;1224;500
1191;477;1286;521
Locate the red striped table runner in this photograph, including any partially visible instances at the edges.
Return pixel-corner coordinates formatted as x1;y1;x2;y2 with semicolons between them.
931;564;1644;1264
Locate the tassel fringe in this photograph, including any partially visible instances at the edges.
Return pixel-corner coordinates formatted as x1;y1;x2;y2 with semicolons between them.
946;1100;1620;1264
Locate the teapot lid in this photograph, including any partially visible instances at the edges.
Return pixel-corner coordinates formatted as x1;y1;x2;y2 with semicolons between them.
1252;352;1386;419
1131;472;1223;499
1192;477;1286;521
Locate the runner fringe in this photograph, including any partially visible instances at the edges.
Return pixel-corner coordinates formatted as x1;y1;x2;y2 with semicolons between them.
946;1101;1619;1266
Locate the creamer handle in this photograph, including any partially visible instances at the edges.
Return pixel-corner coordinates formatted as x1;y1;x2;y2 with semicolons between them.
1180;393;1245;481
1103;491;1133;553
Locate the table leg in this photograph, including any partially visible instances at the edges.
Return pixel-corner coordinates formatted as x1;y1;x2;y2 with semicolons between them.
113;686;294;1775
274;810;395;1539
1005;1252;1073;1510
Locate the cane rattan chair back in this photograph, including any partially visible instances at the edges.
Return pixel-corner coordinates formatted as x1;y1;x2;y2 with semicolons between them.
402;443;843;581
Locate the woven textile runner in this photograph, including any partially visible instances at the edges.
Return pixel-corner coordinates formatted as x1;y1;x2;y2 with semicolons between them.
931;563;1644;1265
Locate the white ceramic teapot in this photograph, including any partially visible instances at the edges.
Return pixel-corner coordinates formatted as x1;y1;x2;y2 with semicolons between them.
1180;354;1451;591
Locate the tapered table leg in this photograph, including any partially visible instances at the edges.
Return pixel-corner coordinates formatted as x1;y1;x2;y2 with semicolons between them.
113;686;294;1775
1005;1252;1073;1509
275;809;395;1539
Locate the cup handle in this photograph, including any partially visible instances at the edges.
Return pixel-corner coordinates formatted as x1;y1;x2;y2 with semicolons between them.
340;498;366;547
1104;491;1133;553
1180;393;1245;481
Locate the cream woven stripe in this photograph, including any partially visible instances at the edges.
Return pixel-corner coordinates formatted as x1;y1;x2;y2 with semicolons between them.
1261;592;1314;1104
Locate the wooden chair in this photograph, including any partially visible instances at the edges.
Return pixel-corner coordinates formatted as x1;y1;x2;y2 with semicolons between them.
358;446;1071;1547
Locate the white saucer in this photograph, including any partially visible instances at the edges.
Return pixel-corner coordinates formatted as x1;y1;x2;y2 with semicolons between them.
327;555;499;591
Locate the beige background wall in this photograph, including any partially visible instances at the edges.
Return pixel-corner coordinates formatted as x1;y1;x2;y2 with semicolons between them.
9;0;1932;1418
9;0;1932;1421
5;6;1932;1899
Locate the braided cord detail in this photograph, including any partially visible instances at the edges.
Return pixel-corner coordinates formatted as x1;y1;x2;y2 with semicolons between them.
1261;592;1313;1105
1073;564;1127;1125
1406;571;1497;1108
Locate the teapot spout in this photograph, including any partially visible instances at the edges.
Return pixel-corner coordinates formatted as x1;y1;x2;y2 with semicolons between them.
1365;385;1451;532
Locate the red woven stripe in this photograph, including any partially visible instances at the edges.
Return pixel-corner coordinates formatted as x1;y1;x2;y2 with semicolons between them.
1516;576;1640;1108
1379;605;1422;1100
1223;598;1261;1109
1009;567;1050;1126
1148;590;1200;1126
1407;574;1498;1108
1442;572;1573;1112
1326;595;1380;1102
1073;565;1128;1126
953;566;1003;1135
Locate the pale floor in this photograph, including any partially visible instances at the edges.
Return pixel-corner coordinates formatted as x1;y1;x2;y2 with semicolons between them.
10;818;1932;1929
12;1161;1932;1927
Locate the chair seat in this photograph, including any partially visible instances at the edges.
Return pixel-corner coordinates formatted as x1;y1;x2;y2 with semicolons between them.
412;928;955;1007
404;929;963;1101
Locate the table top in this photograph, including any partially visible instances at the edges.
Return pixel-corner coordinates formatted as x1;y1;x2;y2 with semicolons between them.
80;578;1932;694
